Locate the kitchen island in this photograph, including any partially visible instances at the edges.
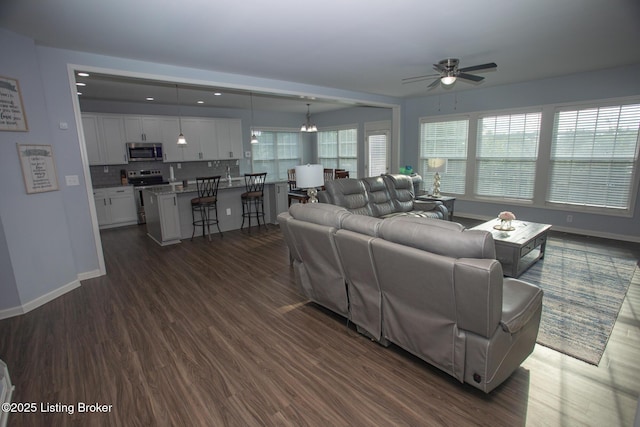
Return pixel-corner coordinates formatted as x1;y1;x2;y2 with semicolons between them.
142;179;288;245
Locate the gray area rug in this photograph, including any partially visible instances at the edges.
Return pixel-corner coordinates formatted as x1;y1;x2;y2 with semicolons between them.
519;241;638;365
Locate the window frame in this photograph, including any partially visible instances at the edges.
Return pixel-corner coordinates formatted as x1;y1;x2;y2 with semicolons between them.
416;97;640;217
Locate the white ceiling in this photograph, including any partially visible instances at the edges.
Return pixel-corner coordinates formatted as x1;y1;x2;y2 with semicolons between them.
2;0;640;112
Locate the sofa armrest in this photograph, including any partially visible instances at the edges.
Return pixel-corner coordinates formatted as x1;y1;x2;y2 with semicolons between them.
413;200;448;219
500;278;543;334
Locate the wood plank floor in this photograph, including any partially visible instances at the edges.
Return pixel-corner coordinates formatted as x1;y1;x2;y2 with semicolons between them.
1;222;639;426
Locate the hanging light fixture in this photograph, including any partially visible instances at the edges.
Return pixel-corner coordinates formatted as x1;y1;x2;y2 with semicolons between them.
175;84;187;145
250;92;259;144
300;103;318;132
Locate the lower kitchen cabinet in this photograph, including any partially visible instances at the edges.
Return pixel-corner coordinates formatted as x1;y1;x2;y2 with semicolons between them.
142;190;181;245
94;186;137;229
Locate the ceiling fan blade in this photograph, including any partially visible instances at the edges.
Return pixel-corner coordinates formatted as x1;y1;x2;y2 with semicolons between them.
458;62;497;73
427;78;441;89
433;63;446;72
402;73;439;83
457;72;484;82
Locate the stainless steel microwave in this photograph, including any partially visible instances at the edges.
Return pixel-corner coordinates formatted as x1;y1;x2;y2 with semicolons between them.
126;143;163;162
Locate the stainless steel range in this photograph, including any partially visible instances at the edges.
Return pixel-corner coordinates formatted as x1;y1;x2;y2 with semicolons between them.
128;170;169;224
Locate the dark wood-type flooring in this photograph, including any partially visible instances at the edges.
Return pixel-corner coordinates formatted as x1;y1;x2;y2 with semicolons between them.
1;221;639;426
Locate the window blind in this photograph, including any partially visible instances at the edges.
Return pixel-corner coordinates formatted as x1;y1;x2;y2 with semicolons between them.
318;127;358;176
419;119;468;194
548;103;640;210
251;130;301;181
368;133;388;177
476;112;541;200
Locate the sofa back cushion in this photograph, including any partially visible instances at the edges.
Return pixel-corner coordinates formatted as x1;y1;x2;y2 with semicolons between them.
379;216;496;259
383;174;415;213
324;178;374;216
289;202;350;228
362;176;396;217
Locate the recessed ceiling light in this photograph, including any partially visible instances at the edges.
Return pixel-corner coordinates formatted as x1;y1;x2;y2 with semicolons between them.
197;100;204;104
76;82;86;86
77;72;90;77
146;97;154;101
214;92;222;96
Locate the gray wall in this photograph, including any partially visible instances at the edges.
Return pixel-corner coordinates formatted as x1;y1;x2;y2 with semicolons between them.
402;64;640;241
0;27;398;316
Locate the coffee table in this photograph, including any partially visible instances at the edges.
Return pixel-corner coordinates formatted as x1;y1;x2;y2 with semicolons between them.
470;219;552;278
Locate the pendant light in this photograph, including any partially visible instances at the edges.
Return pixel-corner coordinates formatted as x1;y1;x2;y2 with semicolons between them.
300;103;318;132
175;84;187;145
250;92;259;144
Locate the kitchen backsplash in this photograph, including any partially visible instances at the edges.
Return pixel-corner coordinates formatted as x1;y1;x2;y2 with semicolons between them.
90;160;241;187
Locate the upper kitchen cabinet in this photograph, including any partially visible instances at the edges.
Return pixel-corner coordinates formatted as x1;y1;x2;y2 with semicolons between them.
124;116;163;142
215;118;243;159
82;114;128;165
159;117;183;162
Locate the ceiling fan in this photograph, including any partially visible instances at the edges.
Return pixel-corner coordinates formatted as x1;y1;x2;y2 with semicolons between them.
402;58;497;89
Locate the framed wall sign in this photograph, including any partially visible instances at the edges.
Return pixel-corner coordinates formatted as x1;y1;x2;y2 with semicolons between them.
0;76;28;132
17;144;59;194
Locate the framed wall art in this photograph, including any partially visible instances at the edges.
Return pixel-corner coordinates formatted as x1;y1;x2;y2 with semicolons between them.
17;144;59;194
0;76;28;132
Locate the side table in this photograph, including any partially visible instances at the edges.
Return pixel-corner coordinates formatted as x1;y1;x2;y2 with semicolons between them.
417;195;456;221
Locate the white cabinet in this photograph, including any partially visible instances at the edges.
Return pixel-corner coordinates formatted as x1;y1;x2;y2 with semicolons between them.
273;182;289;223
124;116;163;142
179;118;218;161
93;186;137;229
158;194;181;241
215;118;243;159
81;114;127;165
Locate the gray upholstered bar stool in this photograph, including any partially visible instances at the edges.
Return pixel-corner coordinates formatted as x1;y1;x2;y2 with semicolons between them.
241;172;267;231
191;176;222;241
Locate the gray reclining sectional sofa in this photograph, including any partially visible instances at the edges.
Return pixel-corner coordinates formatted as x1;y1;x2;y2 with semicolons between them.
278;202;543;393
318;174;448;219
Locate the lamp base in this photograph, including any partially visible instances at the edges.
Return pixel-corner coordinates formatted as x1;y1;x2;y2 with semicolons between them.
306;187;319;203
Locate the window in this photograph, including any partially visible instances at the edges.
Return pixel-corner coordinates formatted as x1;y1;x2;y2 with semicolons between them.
318;127;358;176
251;130;301;181
476;112;541;200
548;103;640;211
419;119;468;194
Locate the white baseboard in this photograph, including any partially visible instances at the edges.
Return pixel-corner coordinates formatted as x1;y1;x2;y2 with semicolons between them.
0;279;81;320
77;268;103;282
456;212;640;243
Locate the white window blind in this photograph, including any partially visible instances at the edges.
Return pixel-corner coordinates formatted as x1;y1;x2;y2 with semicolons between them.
548;103;640;210
476;112;541;200
419;119;468;194
251;130;301;181
368;133;388;177
318;127;358;176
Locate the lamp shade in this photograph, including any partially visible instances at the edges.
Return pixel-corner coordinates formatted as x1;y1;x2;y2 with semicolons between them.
295;164;324;188
427;158;447;172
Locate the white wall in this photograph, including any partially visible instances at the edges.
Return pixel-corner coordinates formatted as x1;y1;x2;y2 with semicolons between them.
402;64;640;241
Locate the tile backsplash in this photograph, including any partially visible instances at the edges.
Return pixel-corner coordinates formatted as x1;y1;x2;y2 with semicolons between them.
90;160;240;187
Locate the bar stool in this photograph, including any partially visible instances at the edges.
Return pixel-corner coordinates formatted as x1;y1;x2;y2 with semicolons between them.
191;176;222;241
241;172;267;231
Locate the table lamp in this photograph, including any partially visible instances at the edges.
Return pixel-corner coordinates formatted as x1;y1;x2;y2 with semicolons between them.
295;164;324;203
427;158;447;197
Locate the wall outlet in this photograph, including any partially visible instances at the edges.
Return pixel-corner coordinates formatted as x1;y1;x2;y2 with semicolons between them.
177;163;181;169
226;208;231;216
208;162;212;167
566;214;573;223
103;166;109;173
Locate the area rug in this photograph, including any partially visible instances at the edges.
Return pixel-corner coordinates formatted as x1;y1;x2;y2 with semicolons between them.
518;241;638;365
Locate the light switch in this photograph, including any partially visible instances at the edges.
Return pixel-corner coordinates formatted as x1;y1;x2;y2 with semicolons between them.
65;175;80;186
59;122;68;130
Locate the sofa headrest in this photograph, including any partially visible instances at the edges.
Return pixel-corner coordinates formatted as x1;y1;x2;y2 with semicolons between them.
379;216;496;259
324;178;373;216
289;203;351;228
341;214;384;237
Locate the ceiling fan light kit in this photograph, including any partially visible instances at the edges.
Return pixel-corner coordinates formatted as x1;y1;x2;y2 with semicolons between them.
402;58;497;89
